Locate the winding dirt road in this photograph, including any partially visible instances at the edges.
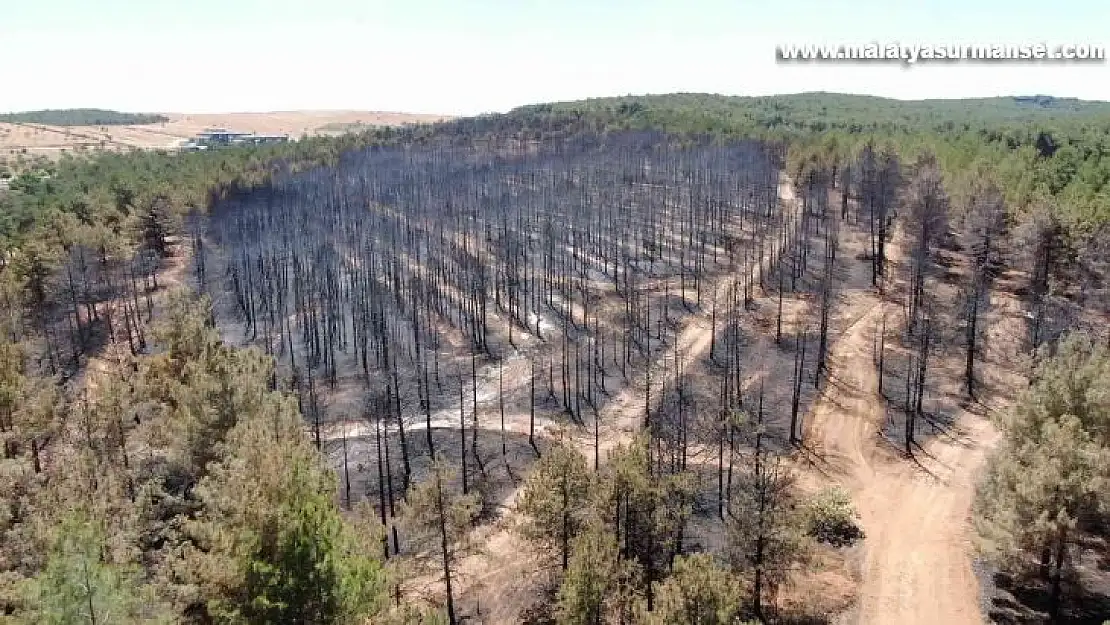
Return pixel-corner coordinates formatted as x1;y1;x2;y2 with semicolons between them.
802;241;998;625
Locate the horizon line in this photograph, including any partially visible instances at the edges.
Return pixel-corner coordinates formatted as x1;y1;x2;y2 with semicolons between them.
2;90;1106;117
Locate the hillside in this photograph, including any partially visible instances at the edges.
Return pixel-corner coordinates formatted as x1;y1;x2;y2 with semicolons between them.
481;92;1110;226
0;93;1108;625
511;93;1110;134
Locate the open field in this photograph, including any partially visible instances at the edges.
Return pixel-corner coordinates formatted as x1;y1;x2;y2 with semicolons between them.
0;110;450;157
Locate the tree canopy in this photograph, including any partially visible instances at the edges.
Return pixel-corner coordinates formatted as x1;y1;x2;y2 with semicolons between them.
0;109;169;126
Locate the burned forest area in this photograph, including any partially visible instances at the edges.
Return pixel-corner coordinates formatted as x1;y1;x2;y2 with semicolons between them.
6;108;1110;625
183;130;953;624
195;133;857;619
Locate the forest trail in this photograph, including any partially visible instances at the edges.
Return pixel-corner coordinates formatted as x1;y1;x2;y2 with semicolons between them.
801;239;998;625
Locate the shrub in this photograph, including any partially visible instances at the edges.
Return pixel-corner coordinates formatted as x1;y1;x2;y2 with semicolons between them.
804;487;864;547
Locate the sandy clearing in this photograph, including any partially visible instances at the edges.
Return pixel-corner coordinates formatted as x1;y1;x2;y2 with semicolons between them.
154;110;450;139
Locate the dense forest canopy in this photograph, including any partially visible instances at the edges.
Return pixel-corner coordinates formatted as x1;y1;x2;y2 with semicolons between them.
516;93;1110;134
0;109;170;126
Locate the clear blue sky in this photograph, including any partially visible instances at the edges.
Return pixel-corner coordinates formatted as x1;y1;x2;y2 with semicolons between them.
2;0;1108;114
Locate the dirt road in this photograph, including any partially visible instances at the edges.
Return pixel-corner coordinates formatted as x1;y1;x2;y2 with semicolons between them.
802;249;997;625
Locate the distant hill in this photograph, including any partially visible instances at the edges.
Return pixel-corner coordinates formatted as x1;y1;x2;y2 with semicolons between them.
0;109;168;126
505;92;1110;139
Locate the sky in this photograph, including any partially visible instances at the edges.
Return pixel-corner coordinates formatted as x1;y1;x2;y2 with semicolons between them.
2;0;1109;115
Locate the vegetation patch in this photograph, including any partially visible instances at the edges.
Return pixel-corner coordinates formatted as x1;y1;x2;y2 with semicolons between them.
0;109;169;126
804;487;864;547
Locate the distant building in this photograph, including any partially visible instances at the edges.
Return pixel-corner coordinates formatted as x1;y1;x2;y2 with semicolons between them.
182;128;289;151
244;134;290;145
196;129;253;145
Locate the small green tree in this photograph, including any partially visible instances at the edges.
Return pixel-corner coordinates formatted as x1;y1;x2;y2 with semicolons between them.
727;448;807;618
642;553;752;625
517;440;592;570
178;308;391;624
238;466;389;624
803;487;864;547
1002;333;1110;446
593;438;693;611
555;523;639;625
22;511;170;625
974;333;1110;619
975;415;1102;619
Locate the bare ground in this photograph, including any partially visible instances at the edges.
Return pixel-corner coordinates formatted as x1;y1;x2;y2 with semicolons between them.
802;298;999;625
0;110;450;157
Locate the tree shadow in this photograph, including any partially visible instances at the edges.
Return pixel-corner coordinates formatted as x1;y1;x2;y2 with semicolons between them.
988;570;1110;624
792;440;835;480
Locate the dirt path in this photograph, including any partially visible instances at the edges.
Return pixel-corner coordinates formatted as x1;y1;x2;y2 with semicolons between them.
802;264;997;625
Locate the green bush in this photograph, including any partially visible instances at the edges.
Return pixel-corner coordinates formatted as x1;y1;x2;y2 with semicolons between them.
804;487;864;547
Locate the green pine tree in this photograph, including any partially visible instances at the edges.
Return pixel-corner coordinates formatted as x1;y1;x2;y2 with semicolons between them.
974;333;1110;619
555;523;639;625
517;440;592;570
642;553;753;625
22;511;171;625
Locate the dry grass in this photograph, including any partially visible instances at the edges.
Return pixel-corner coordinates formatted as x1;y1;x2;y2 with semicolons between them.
0;110;451;158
